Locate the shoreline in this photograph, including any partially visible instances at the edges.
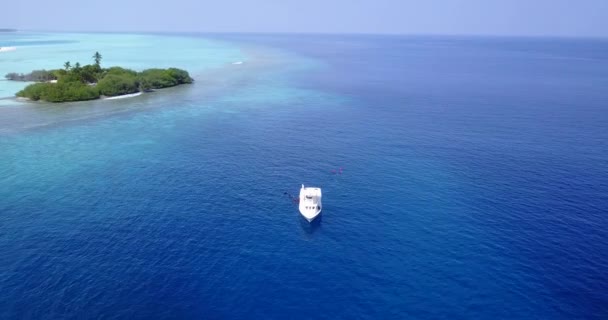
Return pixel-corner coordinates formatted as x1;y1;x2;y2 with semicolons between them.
102;92;143;100
10;90;147;103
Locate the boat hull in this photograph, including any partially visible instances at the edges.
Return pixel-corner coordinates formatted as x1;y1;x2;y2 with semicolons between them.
299;208;322;222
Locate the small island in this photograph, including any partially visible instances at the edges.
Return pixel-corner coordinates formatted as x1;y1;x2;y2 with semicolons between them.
7;52;193;103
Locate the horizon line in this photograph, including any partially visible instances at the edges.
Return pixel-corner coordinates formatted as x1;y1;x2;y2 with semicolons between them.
5;28;608;40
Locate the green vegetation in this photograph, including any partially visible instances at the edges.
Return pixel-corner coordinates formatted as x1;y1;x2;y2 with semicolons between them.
11;52;193;103
97;74;139;97
138;68;193;91
17;82;99;103
5;70;57;82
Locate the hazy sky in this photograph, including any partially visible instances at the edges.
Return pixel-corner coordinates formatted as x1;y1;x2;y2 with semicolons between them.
6;0;608;37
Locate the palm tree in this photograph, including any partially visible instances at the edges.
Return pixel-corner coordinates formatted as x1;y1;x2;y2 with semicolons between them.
64;61;71;71
93;52;102;67
74;62;81;70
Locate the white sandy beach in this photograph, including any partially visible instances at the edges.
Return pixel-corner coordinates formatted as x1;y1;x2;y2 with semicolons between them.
0;47;17;52
102;92;143;100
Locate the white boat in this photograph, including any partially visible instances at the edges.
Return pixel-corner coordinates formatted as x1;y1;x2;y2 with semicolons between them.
299;184;322;222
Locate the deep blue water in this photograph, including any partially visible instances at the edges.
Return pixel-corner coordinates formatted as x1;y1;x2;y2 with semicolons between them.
1;34;608;319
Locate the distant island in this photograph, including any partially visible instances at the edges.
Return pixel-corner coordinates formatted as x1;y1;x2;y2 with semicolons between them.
6;52;193;103
0;28;17;32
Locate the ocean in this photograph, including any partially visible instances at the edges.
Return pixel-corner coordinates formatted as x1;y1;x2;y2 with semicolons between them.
1;32;607;319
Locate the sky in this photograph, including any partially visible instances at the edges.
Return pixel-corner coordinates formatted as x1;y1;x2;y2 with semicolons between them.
6;0;608;37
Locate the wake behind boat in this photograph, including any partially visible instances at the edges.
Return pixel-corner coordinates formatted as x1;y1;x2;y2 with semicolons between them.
299;184;322;222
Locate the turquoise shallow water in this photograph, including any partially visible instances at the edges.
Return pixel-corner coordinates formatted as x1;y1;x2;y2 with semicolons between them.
1;33;608;319
0;32;245;98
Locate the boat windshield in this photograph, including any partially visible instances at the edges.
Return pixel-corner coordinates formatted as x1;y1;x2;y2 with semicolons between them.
305;195;313;199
